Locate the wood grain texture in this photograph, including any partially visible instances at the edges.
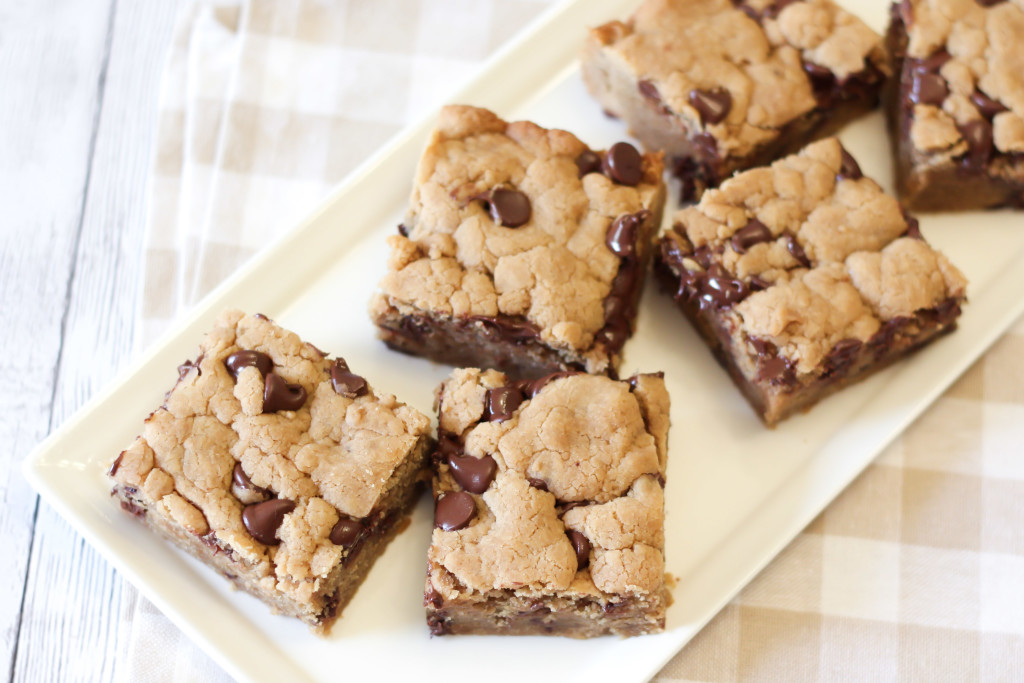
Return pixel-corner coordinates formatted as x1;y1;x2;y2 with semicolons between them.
0;0;116;677
12;1;183;681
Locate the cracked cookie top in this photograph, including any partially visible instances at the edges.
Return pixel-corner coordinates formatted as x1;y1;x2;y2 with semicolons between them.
109;310;430;603
588;0;887;160
369;105;666;373
662;138;967;374
899;0;1024;157
428;368;670;598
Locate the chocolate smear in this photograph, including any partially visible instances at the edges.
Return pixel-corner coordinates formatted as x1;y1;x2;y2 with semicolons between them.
484;386;523;422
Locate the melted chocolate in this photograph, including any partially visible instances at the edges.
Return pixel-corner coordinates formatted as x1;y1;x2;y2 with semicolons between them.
225;350;273;379
822;338;864;378
566;530;591;570
469;315;541;344
838;149;863;181
484;386;523;422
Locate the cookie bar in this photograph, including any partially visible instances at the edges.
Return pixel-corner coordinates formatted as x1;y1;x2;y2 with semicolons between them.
425;369;670;637
582;0;889;200
654;139;967;426
108;311;432;632
369;105;667;379
885;0;1024;210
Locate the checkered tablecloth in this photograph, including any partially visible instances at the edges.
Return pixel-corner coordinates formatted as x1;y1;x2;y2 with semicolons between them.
131;1;1024;681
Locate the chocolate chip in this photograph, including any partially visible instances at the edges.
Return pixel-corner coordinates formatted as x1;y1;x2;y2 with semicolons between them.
602;142;644;186
566;530;591;570
838;149;863;181
330;358;367;398
910;72;948;106
232;463;259;492
697;264;749;310
397;223;410;237
758;356;793;383
225;350;273;379
330;516;364;547
692;245;714;269
785;233;811;268
959;119;993;171
688;88;732;125
606;211;649;259
177;356;202;380
750;338;797;386
484;386;524;422
242;498;295;545
448;454;498;494
975;0;1006;6
425;585;444;608
575;150;602;178
904;214;923;240
730;219;772;254
434;491;476;531
803;61;835;92
910;50;951;75
970;90;1008;119
750;276;771;291
109;452;125;476
638;79;660;102
487;188;531;228
262;373;307;413
528;477;549;491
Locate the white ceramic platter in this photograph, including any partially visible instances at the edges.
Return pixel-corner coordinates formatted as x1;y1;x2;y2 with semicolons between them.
24;0;1024;681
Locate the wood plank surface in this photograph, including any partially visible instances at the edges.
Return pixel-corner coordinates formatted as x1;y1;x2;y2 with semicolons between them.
12;1;183;681
0;0;117;677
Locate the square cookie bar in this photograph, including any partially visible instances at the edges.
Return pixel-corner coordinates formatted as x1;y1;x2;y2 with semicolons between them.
654;139;967;426
582;0;889;199
886;0;1024;210
109;311;432;632
425;369;671;638
370;105;666;379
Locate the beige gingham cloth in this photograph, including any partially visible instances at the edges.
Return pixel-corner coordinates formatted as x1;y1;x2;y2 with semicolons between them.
131;1;1024;680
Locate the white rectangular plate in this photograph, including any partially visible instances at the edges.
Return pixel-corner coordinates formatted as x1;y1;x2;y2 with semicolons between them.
25;0;1024;681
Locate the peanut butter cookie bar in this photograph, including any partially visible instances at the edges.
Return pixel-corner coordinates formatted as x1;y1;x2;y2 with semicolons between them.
655;139;967;426
886;0;1024;210
109;311;432;632
582;0;889;200
426;369;671;637
370;105;666;379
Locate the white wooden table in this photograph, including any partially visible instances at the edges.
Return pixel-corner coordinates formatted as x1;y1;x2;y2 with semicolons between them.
2;1;182;679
